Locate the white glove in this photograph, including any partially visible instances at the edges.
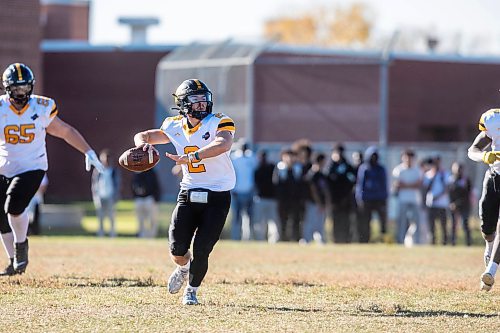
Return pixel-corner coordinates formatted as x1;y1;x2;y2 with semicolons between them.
85;150;105;173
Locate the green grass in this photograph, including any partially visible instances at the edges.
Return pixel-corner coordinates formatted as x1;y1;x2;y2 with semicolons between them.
0;238;498;332
65;200;482;246
78;201;175;237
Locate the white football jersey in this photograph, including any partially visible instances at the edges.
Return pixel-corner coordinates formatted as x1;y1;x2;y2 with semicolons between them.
0;94;58;177
479;109;500;173
161;112;236;191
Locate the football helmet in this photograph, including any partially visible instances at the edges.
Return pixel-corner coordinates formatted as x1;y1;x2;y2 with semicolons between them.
2;63;35;105
172;79;213;120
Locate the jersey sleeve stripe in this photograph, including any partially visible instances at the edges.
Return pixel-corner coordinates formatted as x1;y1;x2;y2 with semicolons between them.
50;107;58;118
217;121;234;129
217;125;236;132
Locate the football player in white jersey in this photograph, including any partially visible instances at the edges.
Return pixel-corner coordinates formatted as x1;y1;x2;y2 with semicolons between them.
134;79;235;305
0;63;104;276
468;108;500;291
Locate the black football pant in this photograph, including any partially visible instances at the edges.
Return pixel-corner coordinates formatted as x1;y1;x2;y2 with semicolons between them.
479;169;500;236
169;189;230;288
0;170;45;234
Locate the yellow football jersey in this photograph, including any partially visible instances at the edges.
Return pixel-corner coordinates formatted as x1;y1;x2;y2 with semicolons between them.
161;113;236;191
0;94;58;177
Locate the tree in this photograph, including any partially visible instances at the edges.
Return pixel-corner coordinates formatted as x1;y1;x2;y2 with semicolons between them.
263;2;373;47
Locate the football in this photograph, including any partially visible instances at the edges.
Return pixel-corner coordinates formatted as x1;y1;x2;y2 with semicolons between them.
118;147;160;172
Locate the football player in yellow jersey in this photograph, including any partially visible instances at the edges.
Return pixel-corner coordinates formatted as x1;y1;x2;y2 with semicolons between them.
134;79;236;305
0;63;104;276
468;108;500;291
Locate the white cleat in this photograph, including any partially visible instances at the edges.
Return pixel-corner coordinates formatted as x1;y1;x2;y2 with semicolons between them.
480;272;494;292
168;268;188;294
182;287;199;305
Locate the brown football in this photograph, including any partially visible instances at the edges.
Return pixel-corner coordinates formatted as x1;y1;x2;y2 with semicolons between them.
118;147;160;172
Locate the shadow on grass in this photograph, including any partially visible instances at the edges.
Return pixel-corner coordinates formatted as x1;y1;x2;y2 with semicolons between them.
62;276;158;287
2;275;162;288
357;308;498;318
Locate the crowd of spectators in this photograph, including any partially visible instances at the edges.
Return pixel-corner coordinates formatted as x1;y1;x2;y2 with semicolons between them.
229;140;475;246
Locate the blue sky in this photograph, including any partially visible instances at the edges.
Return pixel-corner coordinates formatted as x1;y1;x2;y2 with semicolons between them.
89;0;500;53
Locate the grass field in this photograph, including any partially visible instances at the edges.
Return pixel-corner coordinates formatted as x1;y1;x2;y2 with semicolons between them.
0;237;498;332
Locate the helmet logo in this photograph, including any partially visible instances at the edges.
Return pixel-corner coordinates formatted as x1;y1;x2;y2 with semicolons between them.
15;63;23;81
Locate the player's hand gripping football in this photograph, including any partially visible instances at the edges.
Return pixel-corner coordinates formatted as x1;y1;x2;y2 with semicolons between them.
85;150;105;173
139;143;159;156
482;151;500;165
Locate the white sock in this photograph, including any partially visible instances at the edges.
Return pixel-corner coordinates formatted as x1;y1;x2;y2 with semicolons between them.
485;236;495;256
8;212;29;243
179;260;190;272
186;284;198;292
0;232;15;258
486;261;498;277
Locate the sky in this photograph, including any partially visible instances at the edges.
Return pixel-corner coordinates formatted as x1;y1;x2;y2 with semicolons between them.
89;0;500;54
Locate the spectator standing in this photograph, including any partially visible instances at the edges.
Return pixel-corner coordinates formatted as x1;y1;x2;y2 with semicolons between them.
350;150;364;242
355;146;388;243
230;142;257;240
448;162;472;246
423;156;450;245
273;149;304;241
327;144;356;243
132;168;161;238
392;150;422;245
253;151;279;242
302;153;330;244
91;149;120;237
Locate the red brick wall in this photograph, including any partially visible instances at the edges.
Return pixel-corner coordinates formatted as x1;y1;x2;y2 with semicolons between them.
41;2;89;40
0;0;42;91
389;59;500;142
42;50;170;201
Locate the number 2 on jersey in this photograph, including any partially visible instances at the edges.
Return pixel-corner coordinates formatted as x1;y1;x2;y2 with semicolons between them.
4;124;35;144
184;146;206;173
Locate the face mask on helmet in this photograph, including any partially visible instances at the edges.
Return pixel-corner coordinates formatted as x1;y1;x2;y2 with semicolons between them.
172;79;213;120
2;63;35;106
184;93;213;119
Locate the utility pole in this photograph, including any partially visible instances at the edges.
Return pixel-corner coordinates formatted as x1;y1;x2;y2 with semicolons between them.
378;30;399;164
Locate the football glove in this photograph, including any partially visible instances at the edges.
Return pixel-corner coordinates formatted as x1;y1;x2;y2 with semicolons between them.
482;151;499;165
85;150;105;173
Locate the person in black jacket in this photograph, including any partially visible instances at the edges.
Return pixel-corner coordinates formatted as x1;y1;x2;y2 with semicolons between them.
132;168;161;238
448;162;472;246
327;144;356;243
273;149;305;242
253;151;280;242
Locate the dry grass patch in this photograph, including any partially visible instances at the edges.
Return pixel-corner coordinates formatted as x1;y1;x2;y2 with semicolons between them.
0;237;498;332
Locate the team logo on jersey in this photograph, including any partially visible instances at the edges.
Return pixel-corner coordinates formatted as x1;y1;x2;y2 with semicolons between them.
202;131;210;140
31;114;38;120
174;132;181;136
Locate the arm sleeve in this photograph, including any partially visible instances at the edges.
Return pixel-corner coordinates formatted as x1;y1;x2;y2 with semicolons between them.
216;116;236;134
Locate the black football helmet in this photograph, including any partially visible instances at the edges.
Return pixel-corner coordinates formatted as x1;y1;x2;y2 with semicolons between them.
2;63;35;105
172;79;213;120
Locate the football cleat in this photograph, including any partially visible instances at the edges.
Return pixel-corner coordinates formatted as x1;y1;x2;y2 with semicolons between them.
0;258;17;276
14;239;29;274
182;287;199;305
168;267;189;294
480;272;494;292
